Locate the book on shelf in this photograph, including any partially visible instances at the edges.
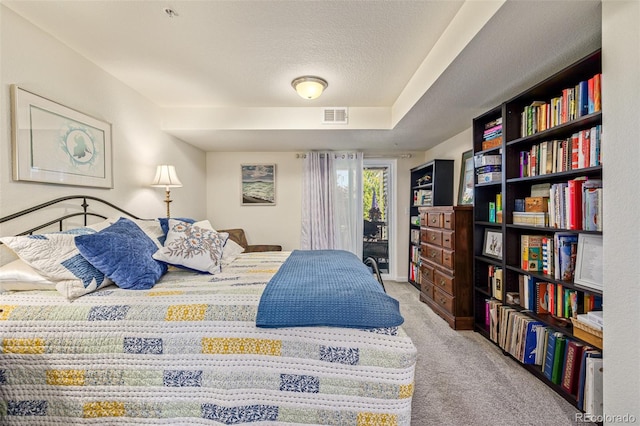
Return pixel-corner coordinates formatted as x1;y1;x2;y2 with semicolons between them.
583;357;604;417
474;154;501;167
521;234;543;271
561;340;585;396
582;179;603;231
551;334;567;385
554;233;578;281
542;236;554;276
535;282;549;314
577;347;602;411
522;320;546;365
567;177;587;230
490;266;503;300
543;331;562;381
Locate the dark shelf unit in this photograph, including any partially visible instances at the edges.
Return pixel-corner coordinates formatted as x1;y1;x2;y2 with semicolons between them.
408;159;454;290
472;50;603;411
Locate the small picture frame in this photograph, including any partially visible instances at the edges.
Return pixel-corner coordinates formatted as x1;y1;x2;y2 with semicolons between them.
574;234;603;291
241;164;276;205
482;228;503;260
458;149;474;205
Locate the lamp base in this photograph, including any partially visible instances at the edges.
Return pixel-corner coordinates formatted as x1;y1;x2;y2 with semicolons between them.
164;189;172;218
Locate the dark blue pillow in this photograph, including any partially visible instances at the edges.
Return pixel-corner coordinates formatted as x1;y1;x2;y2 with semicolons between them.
75;217;167;290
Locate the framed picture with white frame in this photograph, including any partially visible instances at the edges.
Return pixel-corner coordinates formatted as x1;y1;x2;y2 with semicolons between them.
11;85;113;188
574;234;603;292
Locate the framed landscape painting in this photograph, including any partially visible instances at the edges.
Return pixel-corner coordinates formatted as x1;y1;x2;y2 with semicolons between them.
458;149;474;205
11;85;113;188
241;164;276;205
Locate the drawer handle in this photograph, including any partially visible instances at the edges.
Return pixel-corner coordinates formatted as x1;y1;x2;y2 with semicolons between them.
431;235;436;241
431;218;437;224
439;297;446;304
439;279;445;286
430;252;437;258
444;238;450;243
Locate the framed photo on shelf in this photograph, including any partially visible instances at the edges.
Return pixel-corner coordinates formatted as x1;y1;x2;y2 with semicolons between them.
574;234;603;291
482;228;503;260
241;164;276;205
457;149;474;205
10;85;113;188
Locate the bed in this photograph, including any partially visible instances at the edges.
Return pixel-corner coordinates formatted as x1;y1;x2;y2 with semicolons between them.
0;196;416;425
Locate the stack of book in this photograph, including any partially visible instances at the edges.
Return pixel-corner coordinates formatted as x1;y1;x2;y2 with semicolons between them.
475;154;502;184
482;117;502;150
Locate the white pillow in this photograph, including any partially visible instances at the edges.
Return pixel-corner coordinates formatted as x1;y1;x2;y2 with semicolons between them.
0;230;113;299
152;220;225;274
221;238;245;264
191;220;245;264
0;259;57;291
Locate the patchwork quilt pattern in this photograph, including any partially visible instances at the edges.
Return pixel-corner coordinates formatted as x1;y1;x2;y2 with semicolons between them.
0;252;416;425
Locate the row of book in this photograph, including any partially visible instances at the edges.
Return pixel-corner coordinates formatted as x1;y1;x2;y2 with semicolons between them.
410;244;420;264
412;189;432;206
410;229;420;245
548;179;602;231
517;125;602;178
486;301;603;415
518;274;602;317
520;73;602;137
521;232;581;281
409;262;419;283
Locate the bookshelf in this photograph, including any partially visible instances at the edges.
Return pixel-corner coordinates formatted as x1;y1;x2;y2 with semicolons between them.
408;159;454;290
472;50;603;413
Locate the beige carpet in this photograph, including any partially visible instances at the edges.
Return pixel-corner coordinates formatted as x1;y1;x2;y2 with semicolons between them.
384;280;595;426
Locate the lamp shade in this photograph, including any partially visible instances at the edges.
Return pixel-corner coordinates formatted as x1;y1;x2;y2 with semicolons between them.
151;165;182;188
291;76;328;100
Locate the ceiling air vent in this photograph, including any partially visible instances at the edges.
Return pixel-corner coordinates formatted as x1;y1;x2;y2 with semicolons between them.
322;107;348;124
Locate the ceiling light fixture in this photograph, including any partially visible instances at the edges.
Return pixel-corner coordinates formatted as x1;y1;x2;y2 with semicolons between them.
291;76;328;100
163;7;179;18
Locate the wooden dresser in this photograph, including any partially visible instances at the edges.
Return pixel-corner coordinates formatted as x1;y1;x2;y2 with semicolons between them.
418;206;473;330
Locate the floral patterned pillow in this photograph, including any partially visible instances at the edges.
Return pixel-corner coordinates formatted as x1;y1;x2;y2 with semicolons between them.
152;220;226;274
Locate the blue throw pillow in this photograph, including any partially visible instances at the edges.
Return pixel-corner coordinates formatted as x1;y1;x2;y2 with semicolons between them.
75;217;167;290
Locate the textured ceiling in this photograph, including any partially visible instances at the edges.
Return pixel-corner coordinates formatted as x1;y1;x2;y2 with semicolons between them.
3;1;602;152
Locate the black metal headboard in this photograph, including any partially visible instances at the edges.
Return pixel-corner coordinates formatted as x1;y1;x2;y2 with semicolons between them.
0;195;141;237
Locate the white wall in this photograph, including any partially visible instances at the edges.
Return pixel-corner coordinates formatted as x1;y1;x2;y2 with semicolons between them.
423;127;473;205
0;6;206;234
206;152;302;250
206;151;425;281
602;0;640;422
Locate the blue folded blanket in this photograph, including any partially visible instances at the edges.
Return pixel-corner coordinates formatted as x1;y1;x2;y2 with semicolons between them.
256;249;404;329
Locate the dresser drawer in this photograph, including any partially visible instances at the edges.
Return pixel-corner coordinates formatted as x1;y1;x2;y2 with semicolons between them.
441;230;454;249
442;211;454;230
424;229;442;246
433;270;454;295
433;286;455;314
423;245;442;264
427;212;442;228
420;262;434;284
421;280;434;300
441;249;454;269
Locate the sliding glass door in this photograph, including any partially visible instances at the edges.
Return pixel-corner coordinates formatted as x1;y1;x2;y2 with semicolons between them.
362;159;395;277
